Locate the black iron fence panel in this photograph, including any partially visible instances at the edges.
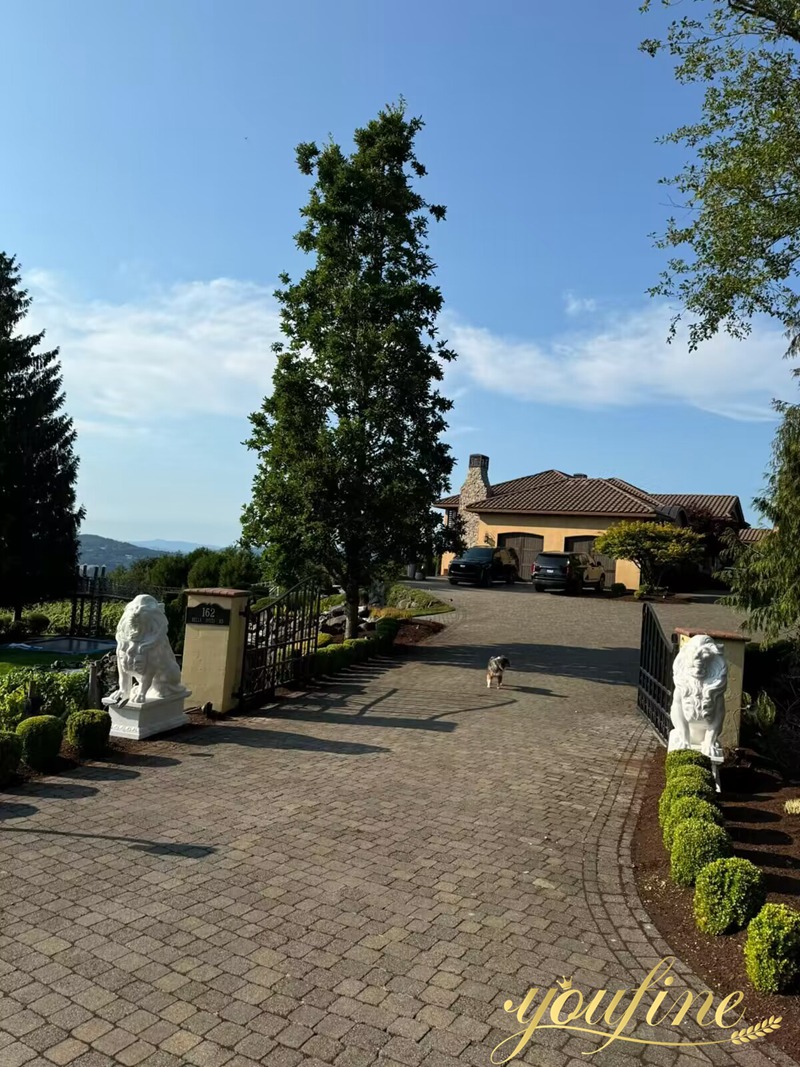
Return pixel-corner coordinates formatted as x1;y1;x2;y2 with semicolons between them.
239;579;321;709
637;602;676;742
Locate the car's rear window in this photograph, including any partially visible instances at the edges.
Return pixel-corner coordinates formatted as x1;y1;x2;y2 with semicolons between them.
461;548;493;561
537;553;569;562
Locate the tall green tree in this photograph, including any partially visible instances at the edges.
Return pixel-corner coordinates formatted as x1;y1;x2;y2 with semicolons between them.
724;401;800;637
641;1;800;348
0;253;83;620
242;102;456;637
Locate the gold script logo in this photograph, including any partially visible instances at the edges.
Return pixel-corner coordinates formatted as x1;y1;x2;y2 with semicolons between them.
492;957;781;1062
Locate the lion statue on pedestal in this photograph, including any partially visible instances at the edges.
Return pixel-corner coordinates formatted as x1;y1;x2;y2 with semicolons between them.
669;634;728;772
109;594;186;706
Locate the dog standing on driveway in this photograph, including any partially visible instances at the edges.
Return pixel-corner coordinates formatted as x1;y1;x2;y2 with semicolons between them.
486;655;511;689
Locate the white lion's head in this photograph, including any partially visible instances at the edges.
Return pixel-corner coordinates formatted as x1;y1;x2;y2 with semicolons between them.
116;594;168;645
674;634;727;695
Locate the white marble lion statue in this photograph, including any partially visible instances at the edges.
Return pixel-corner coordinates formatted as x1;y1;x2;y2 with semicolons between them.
109;595;186;706
669;634;728;768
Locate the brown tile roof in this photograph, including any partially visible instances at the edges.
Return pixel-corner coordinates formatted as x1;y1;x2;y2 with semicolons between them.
435;470;568;510
738;527;772;544
437;470;745;523
652;494;742;522
471;475;667;517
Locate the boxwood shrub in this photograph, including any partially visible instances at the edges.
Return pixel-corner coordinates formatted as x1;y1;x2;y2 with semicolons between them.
658;777;717;827
745;903;800;993
663;796;724;850
16;715;64;771
665;750;713;777
694;858;766;935
0;730;22;786
670;818;732;887
65;710;111;759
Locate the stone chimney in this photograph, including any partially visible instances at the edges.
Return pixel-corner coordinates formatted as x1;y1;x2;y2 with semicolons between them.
459;454;491;547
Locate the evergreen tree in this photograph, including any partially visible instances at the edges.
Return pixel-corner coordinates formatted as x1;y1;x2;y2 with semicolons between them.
242;102;456;637
0;253;83;620
725;401;800;637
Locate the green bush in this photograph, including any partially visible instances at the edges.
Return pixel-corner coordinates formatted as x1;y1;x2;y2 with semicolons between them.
665;750;713;777
22;612;50;638
658;775;717;827
320;593;345;613
65;710;111;759
669;764;715;789
386;584;449;613
745;903;800;993
694;858;766;935
0;666;90;732
610;583;627;597
317;633;333;648
663;796;724;849
0;730;22;786
670;819;732;887
16;715;64;771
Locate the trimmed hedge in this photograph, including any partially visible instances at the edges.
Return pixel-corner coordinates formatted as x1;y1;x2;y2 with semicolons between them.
66;710;111;759
658;777;717;827
311;618;402;678
16;715;64;771
663;796;724;850
670;819;732;887
694;858;766;935
669;765;716;791
0;730;22;786
665;750;713;777
745;903;800;993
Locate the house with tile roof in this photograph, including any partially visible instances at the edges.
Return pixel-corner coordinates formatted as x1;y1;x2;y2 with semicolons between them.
436;454;754;589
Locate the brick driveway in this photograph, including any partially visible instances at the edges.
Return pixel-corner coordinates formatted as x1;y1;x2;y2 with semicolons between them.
0;582;793;1067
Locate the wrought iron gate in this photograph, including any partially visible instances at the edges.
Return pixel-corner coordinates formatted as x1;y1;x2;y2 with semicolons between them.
239;580;321;710
637;602;677;742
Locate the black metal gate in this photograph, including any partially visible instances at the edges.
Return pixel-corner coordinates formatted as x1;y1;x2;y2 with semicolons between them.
637;602;677;742
239;579;321;710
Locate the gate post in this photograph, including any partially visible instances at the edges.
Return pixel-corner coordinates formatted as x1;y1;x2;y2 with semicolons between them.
180;588;250;715
673;627;749;751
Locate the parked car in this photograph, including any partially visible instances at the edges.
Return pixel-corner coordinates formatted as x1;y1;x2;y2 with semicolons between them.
531;552;606;594
448;547;520;586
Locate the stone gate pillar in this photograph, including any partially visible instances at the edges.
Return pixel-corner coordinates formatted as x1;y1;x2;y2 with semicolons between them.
180;588;249;715
673;626;749;751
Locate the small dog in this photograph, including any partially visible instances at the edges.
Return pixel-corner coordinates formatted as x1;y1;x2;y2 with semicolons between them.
486;655;511;689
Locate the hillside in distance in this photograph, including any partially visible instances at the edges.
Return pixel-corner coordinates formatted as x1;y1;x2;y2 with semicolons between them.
133;539;221;553
79;534;165;571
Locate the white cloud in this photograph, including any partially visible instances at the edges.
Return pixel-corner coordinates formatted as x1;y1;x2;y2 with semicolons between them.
564;291;598;316
446;303;794;422
22;270;797;430
25;272;281;425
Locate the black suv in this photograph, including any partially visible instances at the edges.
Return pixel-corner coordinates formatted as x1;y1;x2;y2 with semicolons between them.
531;551;606;594
448;547;519;586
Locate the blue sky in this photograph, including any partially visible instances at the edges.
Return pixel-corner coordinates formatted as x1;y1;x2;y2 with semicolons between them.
3;0;791;544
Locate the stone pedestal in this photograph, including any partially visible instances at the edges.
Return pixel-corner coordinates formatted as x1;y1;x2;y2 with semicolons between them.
103;690;191;740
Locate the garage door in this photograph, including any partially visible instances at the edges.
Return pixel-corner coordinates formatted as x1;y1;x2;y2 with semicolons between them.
563;536;616;585
497;533;544;581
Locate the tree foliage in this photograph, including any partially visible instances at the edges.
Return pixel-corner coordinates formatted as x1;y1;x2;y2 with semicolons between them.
641;1;800;349
724;401;799;636
0;253;83;620
242;102;456;637
595;521;704;590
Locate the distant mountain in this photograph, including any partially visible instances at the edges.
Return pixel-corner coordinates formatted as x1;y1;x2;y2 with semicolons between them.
79;534;164;572
132;539;222;553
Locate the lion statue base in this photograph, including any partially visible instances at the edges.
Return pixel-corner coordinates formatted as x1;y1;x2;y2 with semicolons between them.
102;595;191;740
668;633;728;792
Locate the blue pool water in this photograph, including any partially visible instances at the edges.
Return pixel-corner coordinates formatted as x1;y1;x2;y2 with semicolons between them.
0;637;116;656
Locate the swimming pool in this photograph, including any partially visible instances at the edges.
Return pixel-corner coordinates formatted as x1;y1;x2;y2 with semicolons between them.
0;637;116;656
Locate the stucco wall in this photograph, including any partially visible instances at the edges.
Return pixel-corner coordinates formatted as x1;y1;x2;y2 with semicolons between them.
440;514;641;589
